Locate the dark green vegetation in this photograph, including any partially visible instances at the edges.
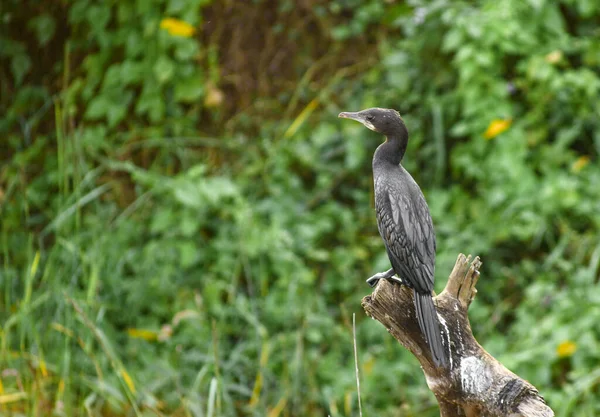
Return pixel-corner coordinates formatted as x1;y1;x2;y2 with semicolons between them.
2;0;600;415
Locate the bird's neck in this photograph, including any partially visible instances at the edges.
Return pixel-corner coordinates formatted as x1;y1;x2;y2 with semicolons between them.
374;130;408;167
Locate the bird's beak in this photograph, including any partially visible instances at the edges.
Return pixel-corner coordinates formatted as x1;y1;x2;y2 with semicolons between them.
338;111;363;122
338;111;376;131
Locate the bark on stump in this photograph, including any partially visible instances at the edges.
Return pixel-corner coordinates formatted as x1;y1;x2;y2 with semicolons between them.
362;254;554;417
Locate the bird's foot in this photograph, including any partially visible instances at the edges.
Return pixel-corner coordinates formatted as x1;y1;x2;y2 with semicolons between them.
366;268;403;288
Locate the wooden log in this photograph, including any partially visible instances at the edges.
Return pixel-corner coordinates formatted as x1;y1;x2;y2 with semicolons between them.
362;254;554;417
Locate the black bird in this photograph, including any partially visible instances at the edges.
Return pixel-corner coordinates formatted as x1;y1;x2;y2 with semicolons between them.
339;108;448;367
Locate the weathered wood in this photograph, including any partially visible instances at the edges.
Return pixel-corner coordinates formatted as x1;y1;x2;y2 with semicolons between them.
362;254;554;417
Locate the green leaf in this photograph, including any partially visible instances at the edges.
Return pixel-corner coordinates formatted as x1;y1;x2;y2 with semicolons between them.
174;76;204;103
173;181;202;208
136;84;165;122
153;56;175;84
85;96;111;120
28;14;56;46
177;241;198;268
11;53;31;85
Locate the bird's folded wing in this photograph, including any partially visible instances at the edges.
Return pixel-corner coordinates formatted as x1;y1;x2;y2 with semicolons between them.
376;190;436;292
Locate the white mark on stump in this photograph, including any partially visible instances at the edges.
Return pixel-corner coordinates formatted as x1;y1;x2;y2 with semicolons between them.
437;314;453;369
456;317;465;353
460;356;492;394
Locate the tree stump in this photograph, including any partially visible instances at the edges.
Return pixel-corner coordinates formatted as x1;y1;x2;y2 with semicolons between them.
362;254;554;417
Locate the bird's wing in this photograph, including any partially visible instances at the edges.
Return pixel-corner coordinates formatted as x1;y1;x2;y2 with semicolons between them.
376;188;436;293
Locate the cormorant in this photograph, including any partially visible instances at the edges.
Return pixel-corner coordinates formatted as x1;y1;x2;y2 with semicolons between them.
339;108;448;367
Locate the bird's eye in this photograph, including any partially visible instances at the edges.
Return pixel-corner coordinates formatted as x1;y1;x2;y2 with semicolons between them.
366;115;374;121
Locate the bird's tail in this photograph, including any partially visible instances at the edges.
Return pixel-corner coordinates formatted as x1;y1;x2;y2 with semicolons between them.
414;292;448;367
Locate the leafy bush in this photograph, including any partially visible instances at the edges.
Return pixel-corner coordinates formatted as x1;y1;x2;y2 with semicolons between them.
1;0;599;416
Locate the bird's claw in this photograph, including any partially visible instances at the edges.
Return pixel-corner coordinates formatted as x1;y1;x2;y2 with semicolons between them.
387;275;404;285
366;269;402;287
366;276;381;287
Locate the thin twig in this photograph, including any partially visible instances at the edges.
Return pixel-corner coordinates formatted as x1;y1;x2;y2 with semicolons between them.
353;313;363;417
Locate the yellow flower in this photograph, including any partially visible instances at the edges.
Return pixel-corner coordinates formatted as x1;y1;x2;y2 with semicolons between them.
556;340;577;358
127;328;158;341
545;50;563;64
484;119;512;139
160;18;196;38
571;156;590;173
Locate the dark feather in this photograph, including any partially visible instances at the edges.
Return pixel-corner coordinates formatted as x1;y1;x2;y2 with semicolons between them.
375;165;448;367
375;172;435;294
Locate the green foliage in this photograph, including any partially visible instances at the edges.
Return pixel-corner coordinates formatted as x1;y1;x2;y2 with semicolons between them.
1;0;600;416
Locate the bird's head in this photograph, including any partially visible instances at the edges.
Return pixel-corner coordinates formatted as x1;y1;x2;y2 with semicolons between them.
338;107;406;136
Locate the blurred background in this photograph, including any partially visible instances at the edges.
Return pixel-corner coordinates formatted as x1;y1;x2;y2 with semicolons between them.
1;0;600;416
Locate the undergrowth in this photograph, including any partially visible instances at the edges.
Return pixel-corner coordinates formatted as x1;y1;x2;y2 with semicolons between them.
1;0;600;416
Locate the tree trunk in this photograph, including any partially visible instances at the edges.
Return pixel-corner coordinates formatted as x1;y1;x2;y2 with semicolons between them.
362;254;554;417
